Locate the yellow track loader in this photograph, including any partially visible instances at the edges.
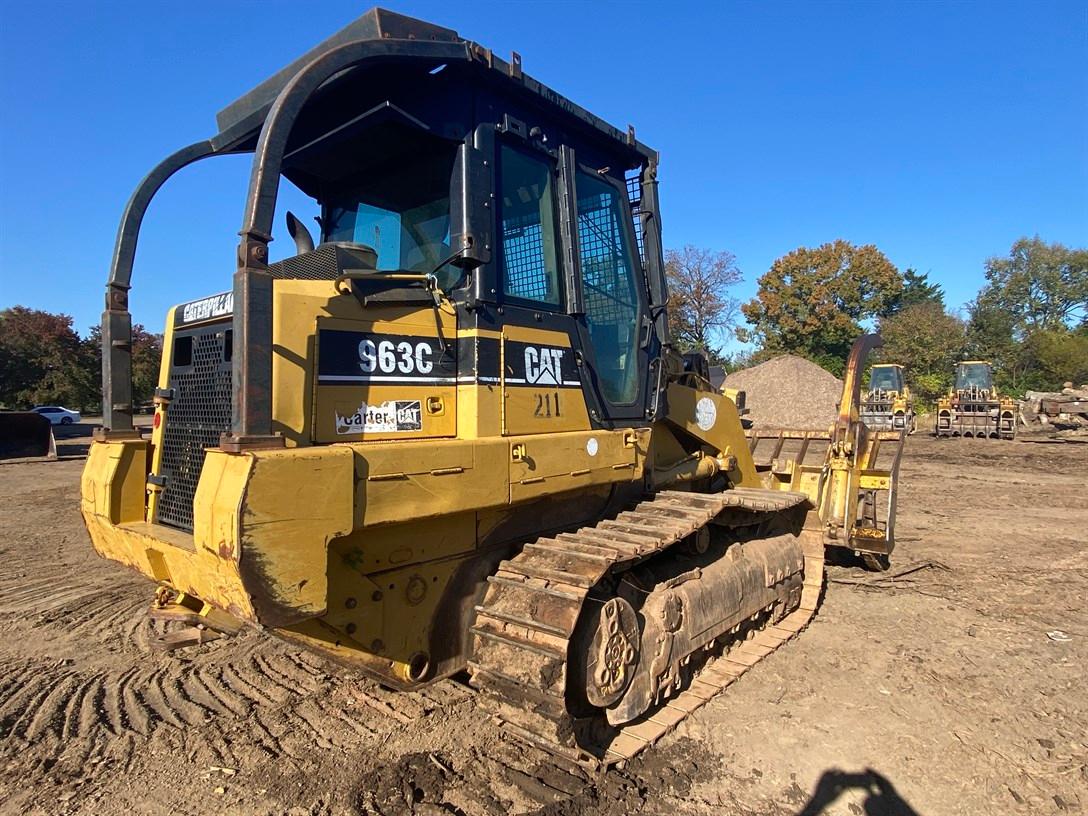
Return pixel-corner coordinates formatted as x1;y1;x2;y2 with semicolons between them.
935;361;1016;439
860;363;915;434
81;8;904;766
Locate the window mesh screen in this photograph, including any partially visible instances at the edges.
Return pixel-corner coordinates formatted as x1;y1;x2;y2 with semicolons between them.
502;211;550;301
576;173;641;405
500;146;560;305
577;191;635;325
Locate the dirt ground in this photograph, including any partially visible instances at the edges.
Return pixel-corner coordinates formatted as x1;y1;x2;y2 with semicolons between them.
1;425;1085;816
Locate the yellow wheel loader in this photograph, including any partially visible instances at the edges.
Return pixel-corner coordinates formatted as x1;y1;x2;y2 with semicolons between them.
81;8;904;766
860;363;915;434
935;361;1016;439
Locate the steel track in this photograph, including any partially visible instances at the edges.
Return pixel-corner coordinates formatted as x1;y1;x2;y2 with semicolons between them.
468;487;824;767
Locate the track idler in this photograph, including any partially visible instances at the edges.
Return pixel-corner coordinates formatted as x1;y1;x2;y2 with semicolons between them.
575;534;805;727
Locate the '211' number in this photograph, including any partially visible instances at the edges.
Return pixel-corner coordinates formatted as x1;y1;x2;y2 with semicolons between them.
533;393;561;418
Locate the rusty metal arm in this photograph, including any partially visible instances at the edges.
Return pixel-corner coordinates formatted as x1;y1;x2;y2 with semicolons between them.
99;140;225;435
227;39;471;442
833;333;883;451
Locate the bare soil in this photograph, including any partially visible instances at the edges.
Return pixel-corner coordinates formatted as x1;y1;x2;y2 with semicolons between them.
1;426;1085;816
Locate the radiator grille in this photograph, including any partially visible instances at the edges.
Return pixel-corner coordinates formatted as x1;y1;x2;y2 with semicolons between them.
154;243;364;531
268;242;375;280
156;327;232;531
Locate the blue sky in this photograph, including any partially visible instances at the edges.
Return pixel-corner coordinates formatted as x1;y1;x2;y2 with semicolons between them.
1;1;1085;351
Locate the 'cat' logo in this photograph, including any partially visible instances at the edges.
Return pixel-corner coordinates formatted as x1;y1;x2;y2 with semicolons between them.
524;347;566;386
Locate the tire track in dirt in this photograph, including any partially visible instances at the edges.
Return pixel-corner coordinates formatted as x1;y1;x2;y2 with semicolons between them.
0;565;493;800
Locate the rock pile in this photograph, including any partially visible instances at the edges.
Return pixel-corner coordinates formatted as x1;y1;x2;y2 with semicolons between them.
723;355;844;430
1020;383;1088;431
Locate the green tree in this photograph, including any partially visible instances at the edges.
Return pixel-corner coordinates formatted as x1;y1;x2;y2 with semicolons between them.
979;237;1088;334
883;268;945;315
966;238;1088;395
878;302;965;404
1023;328;1088;390
740;240;902;375
665;245;742;358
964;297;1029;393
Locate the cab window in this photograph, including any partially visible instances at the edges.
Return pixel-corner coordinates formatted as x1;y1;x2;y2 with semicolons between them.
575;171;642;405
323;139;459;289
499;145;561;307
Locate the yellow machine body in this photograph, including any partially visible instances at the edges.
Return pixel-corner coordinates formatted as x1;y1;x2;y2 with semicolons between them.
860;363;915;434
82;276;894;684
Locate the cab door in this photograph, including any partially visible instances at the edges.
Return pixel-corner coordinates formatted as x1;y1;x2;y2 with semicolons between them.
493;142;590;435
568;165;653;426
490;137;654;432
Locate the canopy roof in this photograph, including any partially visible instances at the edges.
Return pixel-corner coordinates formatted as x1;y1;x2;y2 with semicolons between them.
210;7;657;163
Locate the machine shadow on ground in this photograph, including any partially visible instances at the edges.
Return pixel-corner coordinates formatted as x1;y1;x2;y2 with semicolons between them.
796;768;921;816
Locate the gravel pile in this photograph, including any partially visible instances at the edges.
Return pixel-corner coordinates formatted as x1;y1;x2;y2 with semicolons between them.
724;355;844;430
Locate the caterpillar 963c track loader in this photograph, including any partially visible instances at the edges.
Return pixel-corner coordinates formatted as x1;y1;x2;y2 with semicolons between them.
82;8;904;766
860;364;915;434
935;361;1016;439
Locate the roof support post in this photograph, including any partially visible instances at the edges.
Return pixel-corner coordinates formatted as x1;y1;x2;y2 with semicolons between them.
221;233;281;449
221;39;468;450
97;140;220;439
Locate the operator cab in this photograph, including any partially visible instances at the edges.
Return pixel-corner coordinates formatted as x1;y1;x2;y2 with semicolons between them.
955;362;993;392
120;8;668;531
868;365;903;393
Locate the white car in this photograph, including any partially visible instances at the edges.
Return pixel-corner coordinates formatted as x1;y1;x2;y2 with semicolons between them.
32;406;82;425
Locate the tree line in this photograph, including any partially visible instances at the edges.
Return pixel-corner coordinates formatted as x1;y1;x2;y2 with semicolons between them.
0;307;161;412
666;236;1087;405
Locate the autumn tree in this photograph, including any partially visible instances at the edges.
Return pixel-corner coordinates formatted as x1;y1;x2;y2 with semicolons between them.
0;307;92;408
740;240;902;375
665;245;742;358
878;302;966;403
0;307;162;411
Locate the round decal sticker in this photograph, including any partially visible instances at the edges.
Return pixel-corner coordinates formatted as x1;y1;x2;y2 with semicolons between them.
586;437;599;456
695;397;717;431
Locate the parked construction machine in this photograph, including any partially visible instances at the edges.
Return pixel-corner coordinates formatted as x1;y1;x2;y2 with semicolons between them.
0;412;57;460
935;361;1016;439
81;9;904;766
860;364;915;434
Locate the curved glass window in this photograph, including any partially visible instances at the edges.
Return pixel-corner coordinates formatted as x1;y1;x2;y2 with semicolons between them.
869;367;902;391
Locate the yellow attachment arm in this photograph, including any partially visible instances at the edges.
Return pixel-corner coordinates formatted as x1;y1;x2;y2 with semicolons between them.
659;382;761;489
